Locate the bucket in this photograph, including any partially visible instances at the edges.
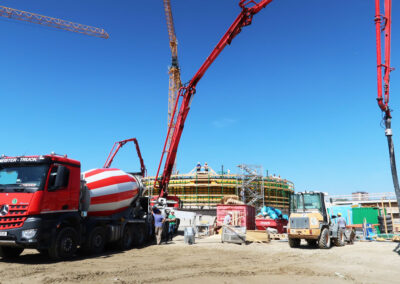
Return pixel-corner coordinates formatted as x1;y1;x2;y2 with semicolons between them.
184;227;195;245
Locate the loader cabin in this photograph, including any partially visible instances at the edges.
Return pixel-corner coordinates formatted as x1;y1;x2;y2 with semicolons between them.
290;192;329;222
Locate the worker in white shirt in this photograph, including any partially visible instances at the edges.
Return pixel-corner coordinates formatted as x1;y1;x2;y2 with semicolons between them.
223;212;232;225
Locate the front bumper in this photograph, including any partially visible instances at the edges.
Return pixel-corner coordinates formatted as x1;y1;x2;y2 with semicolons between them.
0;217;42;248
288;228;321;239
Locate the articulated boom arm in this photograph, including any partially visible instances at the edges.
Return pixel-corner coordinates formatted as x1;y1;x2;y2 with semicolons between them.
375;0;400;211
375;0;392;117
104;138;146;177
154;0;273;197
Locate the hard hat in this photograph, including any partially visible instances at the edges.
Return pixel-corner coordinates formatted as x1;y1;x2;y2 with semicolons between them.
337;212;342;216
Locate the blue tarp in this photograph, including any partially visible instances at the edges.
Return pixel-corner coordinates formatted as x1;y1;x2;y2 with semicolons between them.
259;206;287;220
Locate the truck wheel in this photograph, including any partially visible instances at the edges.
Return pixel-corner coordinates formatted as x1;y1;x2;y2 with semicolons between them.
318;228;331;249
37;249;49;256
49;227;78;259
288;237;300;248
84;227;106;254
306;239;317;247
333;229;346;247
0;247;24;259
132;224;146;247
118;225;133;250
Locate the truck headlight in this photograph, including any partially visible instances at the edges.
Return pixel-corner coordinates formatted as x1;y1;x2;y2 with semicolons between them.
22;229;37;239
310;217;318;226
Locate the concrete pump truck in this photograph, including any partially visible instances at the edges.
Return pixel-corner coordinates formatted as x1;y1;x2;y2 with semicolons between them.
0;0;275;259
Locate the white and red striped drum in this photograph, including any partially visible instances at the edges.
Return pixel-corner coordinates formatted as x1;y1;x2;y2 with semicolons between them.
82;168;140;216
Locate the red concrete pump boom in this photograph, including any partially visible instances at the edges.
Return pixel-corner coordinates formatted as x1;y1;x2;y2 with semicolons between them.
154;0;273;197
104;138;146;177
375;0;392;118
375;0;400;210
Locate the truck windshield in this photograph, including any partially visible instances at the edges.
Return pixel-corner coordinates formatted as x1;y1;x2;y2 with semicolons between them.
290;193;323;213
0;165;49;193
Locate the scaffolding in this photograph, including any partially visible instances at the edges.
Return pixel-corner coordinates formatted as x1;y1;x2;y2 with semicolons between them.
237;164;264;208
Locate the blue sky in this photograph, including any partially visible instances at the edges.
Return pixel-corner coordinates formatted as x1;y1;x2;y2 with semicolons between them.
0;0;398;195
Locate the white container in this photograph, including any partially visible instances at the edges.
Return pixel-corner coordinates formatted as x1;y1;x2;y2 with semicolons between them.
82;168;140;216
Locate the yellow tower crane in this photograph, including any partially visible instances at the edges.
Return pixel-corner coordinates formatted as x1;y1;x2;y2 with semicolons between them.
0;5;109;38
163;0;182;173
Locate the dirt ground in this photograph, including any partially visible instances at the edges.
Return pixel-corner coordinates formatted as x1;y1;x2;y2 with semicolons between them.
0;235;399;284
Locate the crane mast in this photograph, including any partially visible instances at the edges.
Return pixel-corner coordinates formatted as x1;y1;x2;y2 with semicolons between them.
0;5;108;39
163;0;182;174
154;0;273;197
375;0;400;210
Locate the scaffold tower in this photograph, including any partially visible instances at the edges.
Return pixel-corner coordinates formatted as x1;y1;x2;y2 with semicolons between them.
237;164;265;208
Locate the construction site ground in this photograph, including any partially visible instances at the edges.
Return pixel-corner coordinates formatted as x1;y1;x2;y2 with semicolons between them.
0;234;399;284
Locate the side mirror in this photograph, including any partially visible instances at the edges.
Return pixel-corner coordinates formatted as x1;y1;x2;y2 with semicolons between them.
331;215;337;219
49;166;70;191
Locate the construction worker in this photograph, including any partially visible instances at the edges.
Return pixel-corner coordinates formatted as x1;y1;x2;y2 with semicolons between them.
153;209;165;245
167;210;177;241
196;162;201;172
204;162;209;172
223;212;232;225
337;212;347;229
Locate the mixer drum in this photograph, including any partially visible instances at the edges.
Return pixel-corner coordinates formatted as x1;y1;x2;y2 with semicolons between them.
82;168;140;216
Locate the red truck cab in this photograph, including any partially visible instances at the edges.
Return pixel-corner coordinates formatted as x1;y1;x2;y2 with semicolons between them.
0;154;82;257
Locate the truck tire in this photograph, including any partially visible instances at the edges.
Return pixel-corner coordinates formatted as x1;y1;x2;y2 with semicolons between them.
83;226;106;255
49;227;78;259
318;228;331;249
288;237;300;248
333;229;346;247
37;249;49;256
306;239;317;247
132;224;146;247
0;246;24;259
118;225;133;250
378;215;392;221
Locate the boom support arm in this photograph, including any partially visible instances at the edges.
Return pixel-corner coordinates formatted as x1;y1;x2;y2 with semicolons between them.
154;0;273;197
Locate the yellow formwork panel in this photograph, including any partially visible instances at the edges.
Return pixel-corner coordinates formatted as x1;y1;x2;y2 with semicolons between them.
143;173;294;209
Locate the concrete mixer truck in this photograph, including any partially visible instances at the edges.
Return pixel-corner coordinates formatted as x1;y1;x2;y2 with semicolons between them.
0;139;152;259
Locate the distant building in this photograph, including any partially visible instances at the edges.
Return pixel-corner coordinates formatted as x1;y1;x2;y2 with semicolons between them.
352;191;369;201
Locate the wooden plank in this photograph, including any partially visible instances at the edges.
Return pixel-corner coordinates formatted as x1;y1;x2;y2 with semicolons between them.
246;230;270;243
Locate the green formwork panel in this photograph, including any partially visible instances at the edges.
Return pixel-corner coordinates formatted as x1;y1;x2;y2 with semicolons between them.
352;207;379;225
